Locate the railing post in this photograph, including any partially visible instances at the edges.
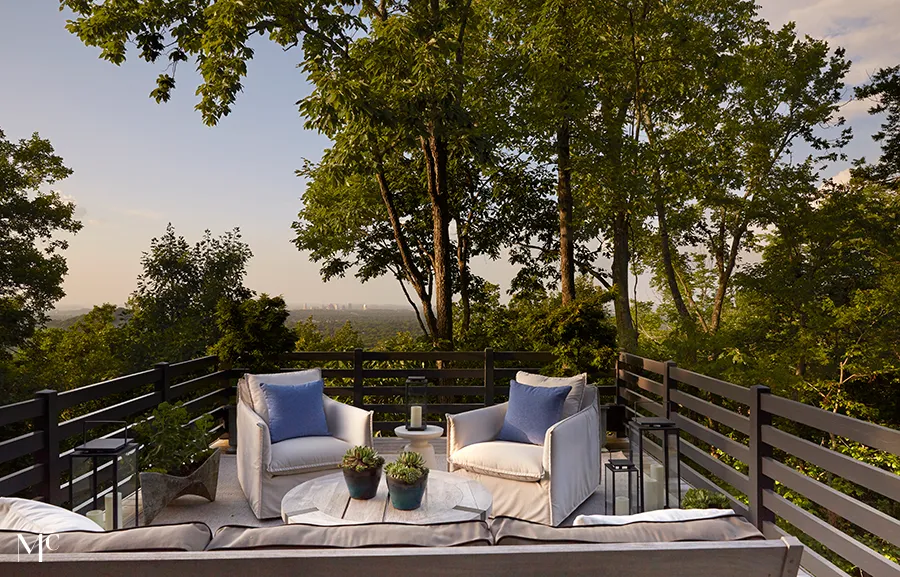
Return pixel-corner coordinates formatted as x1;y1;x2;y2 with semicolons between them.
35;390;61;505
615;354;625;407
749;385;775;530
154;362;171;404
353;348;364;408
484;348;495;407
663;360;677;419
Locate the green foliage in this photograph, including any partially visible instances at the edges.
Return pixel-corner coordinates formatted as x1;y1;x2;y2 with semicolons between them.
0;128;82;356
384;451;428;484
855;65;900;188
210;294;296;372
132;402;214;476
340;445;385;472
681;489;733;510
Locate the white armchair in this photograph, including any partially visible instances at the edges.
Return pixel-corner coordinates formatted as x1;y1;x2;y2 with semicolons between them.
236;370;373;519
447;375;602;526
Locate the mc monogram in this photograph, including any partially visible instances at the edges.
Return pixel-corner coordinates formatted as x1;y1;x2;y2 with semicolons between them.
16;533;59;562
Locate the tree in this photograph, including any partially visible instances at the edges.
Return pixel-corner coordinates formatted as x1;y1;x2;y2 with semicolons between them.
210;294;296;372
855;65;900;188
0;128;82;355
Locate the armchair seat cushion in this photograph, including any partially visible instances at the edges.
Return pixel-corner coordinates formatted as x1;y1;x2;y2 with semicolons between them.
268;436;351;476
447;441;545;482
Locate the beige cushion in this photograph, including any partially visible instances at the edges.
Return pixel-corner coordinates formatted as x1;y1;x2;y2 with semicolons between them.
491;515;764;545
268;435;350;475
516;371;586;419
0;522;212;553
448;441;544;482
0;497;104;533
207;521;492;550
246;369;322;423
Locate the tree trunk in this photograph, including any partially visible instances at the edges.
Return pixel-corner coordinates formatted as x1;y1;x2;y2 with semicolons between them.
709;221;746;333
421;131;454;349
557;120;576;304
612;209;637;351
656;199;691;321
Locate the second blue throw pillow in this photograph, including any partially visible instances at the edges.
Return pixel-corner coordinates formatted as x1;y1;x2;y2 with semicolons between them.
497;380;571;445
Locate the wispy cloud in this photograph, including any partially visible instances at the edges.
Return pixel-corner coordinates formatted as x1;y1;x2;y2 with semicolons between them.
117;208;164;221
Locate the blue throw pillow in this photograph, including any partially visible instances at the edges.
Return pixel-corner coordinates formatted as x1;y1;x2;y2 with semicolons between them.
497;380;572;445
259;379;330;443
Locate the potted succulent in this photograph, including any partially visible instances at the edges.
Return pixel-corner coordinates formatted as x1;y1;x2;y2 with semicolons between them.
385;451;429;510
340;445;385;500
133;402;219;524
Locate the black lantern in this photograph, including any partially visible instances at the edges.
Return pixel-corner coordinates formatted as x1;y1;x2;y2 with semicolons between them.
605;459;639;515
405;376;428;431
627;417;681;511
69;421;140;530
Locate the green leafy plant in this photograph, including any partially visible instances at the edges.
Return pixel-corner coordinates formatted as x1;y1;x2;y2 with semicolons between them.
133;402;214;476
340;445;385;472
385;451;427;484
681;488;733;509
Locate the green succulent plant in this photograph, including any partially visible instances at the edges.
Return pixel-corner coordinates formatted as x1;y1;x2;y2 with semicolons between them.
681;488;733;509
385;451;428;484
340;445;385;472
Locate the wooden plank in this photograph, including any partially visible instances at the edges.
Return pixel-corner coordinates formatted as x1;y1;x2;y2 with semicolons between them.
762;457;900;548
762;425;900;502
0;398;43;427
168;355;218;378
679;461;750;517
493;351;556;363
56;369;157;410
762;394;900;455
669;367;751;405
363;369;483;379
364;351;485;362
2;537;801;577
619;352;667;376
670;389;750;434
0;464;43;496
762;522;845;577
763;489;900;577
320;369;355;379
673;413;750;462
57;392;158;441
619;388;665;417
680;438;750;494
344;477;389;522
0;431;44;464
618;369;665;397
169;370;230;399
278;351;355;361
180;387;231;411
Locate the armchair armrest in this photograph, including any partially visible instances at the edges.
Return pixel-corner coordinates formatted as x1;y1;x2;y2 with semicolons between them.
446;403;508;457
323;396;373;447
237;400;271;468
543;399;601;525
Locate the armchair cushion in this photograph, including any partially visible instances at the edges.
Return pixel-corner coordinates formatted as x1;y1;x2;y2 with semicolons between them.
497;380;570;445
516;371;587;419
259;379;329;443
246;369;322;423
447;441;545;482
267;435;351;475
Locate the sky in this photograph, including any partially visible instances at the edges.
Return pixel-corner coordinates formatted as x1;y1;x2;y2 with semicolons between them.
0;1;897;311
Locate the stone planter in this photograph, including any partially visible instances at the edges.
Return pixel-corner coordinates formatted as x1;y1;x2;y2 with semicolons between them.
343;465;382;500
386;469;429;510
140;449;220;525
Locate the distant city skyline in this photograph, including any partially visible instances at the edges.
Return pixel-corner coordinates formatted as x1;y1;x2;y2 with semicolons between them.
1;1;895;311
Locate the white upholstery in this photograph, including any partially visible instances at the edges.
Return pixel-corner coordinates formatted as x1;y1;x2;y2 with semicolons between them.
268;436;351;475
515;371;587;419
0;497;104;533
245;369;322;423
448;441;545;482
447;385;601;526
236;374;374;519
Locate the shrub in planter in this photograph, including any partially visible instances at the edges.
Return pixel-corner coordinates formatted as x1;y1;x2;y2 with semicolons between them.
385;451;429;510
341;445;385;500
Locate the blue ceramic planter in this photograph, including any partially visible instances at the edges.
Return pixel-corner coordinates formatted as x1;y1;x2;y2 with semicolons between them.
343;466;382;500
387;469;429;510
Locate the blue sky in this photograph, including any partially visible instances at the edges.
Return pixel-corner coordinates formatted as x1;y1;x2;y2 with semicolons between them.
0;1;895;310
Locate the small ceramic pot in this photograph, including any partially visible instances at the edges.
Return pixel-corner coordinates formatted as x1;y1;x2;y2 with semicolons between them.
386;469;429;510
343;466;382;500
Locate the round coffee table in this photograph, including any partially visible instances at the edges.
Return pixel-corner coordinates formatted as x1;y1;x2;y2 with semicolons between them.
393;424;444;468
281;470;492;525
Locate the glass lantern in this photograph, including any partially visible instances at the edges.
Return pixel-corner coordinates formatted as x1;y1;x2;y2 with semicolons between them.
627;417;681;511
605;459;638;515
69;421;140;529
405;376;428;431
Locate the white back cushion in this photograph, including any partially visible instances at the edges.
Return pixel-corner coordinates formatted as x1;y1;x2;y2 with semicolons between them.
246;369;323;424
515;371;586;420
0;497;104;533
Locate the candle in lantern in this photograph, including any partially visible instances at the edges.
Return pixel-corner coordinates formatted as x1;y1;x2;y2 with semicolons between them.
649;462;666;507
104;491;122;530
643;476;659;511
86;509;105;528
615;495;629;515
410;405;423;429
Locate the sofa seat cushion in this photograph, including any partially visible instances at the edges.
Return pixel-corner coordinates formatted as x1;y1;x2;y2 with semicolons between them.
207;520;492;550
448;441;545;482
0;497;103;533
0;522;212;553
491;515;764;546
268;435;351;475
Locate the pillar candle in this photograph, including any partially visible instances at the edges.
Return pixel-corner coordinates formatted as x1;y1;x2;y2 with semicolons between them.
643;477;659;511
410;405;423;428
104;492;122;530
615;495;629;515
649;463;666;507
86;509;105;529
